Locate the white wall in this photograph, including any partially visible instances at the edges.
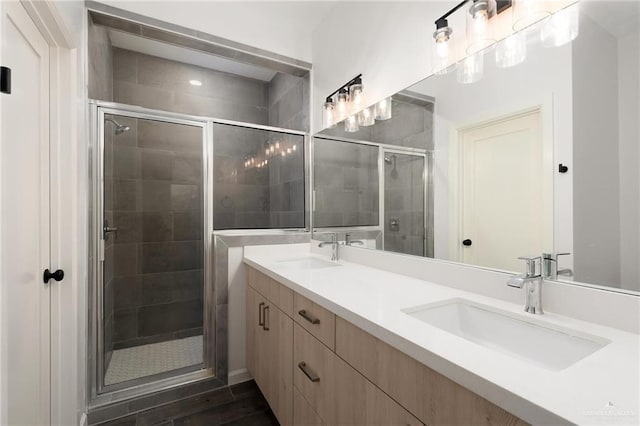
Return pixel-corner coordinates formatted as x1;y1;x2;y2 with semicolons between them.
311;1;452;132
410;39;573;267
95;1;336;63
572;15;622;288
617;29;640;291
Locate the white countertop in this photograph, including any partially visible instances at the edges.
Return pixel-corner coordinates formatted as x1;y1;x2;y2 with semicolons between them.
243;243;640;426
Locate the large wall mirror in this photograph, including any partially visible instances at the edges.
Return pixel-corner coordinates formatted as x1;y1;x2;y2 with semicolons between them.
313;1;639;294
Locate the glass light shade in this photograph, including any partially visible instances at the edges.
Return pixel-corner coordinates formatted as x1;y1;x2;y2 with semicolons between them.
495;31;527;68
374;97;392;120
357;106;375;126
323;100;336;128
457;52;484;84
349;83;364;109
433;26;456;75
466;0;496;54
336;90;349;120
541;3;579;47
512;0;551;31
344;114;360;132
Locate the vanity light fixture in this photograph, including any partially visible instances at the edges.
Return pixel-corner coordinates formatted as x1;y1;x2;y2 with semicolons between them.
432;0;578;81
323;74;364;128
358;105;376;127
344;114;360;133
374;97;393;120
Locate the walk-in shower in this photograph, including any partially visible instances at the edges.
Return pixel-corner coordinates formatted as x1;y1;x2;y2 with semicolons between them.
89;101;308;406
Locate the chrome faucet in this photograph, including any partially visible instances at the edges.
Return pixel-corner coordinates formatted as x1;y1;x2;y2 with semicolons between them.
345;233;364;246
542;252;573;280
318;233;339;261
507;256;544;315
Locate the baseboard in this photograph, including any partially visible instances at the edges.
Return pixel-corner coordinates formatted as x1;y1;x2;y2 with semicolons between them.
228;368;252;386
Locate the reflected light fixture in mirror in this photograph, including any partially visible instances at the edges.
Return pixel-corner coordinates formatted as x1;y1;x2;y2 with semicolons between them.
336;88;349;120
495;30;527;67
344;114;360;132
457;52;484;83
467;0;496;54
512;0;551;31
323;98;336;128
349;77;364;110
358;105;375;126
433;18;456;74
541;3;579;47
374;97;393;120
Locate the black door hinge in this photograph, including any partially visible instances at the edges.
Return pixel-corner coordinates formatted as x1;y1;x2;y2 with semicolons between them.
1;67;11;94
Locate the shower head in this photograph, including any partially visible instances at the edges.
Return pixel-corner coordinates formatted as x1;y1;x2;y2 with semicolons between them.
105;118;131;135
384;155;398;179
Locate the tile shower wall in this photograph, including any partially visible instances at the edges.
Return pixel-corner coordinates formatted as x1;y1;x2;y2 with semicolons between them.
314;141;379;227
267;72;310;132
108;117;205;349
88;17;113;101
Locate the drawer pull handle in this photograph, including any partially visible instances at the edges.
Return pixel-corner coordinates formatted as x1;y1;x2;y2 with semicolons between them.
298;362;320;382
263;305;270;331
258;302;265;327
298;309;320;325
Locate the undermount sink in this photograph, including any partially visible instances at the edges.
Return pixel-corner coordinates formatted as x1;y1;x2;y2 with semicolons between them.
403;299;610;371
275;257;342;270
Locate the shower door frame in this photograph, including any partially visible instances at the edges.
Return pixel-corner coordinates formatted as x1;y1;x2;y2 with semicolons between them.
89;101;217;407
312;134;432;256
379;147;431;257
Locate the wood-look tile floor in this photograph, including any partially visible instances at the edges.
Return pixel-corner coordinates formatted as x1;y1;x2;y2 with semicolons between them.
99;381;279;426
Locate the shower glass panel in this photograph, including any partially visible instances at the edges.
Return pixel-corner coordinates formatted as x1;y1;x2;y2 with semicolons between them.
383;151;426;257
102;113;205;388
313;139;379;227
212;123;305;229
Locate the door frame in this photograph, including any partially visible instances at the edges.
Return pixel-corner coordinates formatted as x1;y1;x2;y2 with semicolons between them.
0;1;81;424
447;96;554;264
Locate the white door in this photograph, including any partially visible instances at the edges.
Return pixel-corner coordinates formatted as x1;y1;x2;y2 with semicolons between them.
459;109;552;272
1;2;51;424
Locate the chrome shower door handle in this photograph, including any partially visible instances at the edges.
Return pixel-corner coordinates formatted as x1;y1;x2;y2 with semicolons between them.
103;223;118;240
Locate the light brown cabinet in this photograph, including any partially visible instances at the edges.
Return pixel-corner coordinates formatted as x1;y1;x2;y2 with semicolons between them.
246;283;293;425
247;266;526;426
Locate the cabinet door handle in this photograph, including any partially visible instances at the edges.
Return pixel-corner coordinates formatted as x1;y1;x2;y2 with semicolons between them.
298;309;320;325
298;362;320;382
263;305;270;331
258;302;265;327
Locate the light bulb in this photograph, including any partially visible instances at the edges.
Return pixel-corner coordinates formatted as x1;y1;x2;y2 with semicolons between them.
358;106;375;126
336;89;349;120
466;0;495;54
457;52;484;84
323;99;336;128
344;114;359;132
541;3;579;47
349;80;364;109
433;23;455;74
512;0;551;31
375;97;392;120
474;10;488;36
292;144;297;151
495;31;527;68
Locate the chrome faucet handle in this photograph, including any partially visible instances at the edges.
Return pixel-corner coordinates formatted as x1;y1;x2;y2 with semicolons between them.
517;256;542;277
542;252;570;261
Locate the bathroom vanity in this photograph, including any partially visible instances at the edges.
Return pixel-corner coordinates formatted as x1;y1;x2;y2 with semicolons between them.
244;243;640;425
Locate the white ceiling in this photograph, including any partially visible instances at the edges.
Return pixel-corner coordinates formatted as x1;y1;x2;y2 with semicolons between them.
108;30;279;81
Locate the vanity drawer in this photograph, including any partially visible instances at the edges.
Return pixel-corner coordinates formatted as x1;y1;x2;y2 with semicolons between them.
293;388;324;426
335;317;528;426
247;267;293;317
293;293;335;350
293;323;335;421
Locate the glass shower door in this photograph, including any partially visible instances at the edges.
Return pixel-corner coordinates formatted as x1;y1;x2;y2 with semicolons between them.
382;150;427;257
101;111;207;388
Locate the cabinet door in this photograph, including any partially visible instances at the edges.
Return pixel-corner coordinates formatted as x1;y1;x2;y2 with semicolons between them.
264;302;293;426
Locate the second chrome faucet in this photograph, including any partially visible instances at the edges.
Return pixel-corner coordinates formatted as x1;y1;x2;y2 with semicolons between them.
507;256;544;315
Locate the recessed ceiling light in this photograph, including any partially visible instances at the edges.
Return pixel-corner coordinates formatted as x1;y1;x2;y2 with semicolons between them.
189;79;203;87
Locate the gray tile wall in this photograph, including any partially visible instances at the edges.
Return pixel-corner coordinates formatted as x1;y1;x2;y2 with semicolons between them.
113;48;269;124
314;140;379;227
88;17;113;101
267;72;310;132
108;116;205;349
383;154;425;257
